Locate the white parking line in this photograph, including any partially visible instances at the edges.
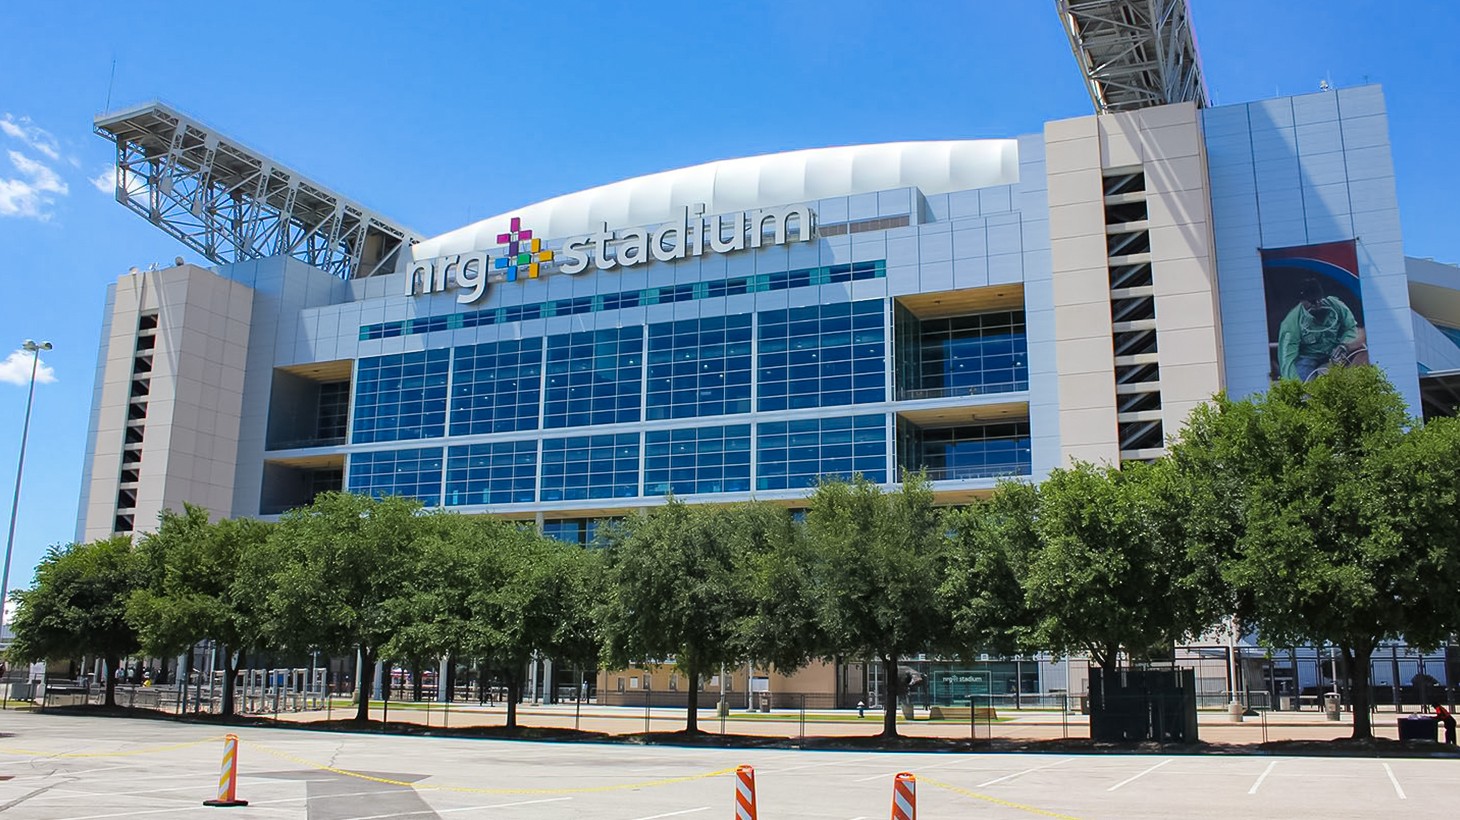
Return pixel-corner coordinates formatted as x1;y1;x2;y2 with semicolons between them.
1383;763;1406;800
1107;759;1171;792
851;772;889;782
1248;760;1277;795
629;809;709;820
976;757;1074;788
344;797;572;819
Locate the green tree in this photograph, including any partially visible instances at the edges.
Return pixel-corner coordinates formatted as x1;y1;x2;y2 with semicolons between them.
7;536;140;706
805;473;950;738
377;511;479;704
939;480;1038;657
726;502;817;677
1023;461;1214;668
127;505;273;716
476;523;599;729
261;491;425;723
1170;365;1460;739
390;514;603;729
601;501;746;734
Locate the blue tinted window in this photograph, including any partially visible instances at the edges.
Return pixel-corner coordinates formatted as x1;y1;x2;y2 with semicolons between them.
445;440;537;506
756;414;887;490
912;422;1031;479
915;311;1029;397
540;433;640;500
644;424;752;496
542;518;614;546
646;315;752;420
363;261;887;339
351;350;449;443
347;448;443;505
451;338;542;435
543;328;643;429
758;300;885;411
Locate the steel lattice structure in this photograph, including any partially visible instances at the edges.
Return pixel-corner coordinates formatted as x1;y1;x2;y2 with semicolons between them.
1056;0;1210;114
94;103;418;279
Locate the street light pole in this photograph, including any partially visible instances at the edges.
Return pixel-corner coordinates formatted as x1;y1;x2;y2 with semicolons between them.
0;340;53;639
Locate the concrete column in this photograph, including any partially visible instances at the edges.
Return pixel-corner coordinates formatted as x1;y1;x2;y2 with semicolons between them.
438;655;450;703
372;660;383;699
543;658;554;704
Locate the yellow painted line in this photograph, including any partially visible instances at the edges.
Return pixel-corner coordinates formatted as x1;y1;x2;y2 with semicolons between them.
246;740;736;796
0;737;223;758
922;775;1082;820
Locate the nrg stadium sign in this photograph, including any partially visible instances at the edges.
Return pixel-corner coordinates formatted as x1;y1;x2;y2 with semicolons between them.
405;203;817;305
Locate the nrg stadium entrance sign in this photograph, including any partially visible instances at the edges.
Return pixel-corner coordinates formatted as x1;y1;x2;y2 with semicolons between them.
405;203;817;305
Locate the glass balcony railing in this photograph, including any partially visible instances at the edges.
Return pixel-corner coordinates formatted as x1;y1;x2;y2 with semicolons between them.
898;379;1029;401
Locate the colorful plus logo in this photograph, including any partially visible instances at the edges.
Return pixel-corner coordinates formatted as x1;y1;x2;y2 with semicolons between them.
493;217;554;281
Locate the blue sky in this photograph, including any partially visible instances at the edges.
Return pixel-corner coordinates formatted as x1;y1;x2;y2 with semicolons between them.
0;1;1457;589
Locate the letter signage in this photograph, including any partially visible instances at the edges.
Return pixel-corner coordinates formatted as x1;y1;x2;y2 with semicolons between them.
407;203;816;305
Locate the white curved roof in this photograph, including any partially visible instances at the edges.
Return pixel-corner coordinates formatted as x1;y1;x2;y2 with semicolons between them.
411;139;1019;259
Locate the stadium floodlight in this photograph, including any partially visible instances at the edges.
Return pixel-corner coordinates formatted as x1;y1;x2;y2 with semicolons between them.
0;339;54;646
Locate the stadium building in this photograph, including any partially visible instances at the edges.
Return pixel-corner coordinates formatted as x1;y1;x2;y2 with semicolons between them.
78;2;1460;705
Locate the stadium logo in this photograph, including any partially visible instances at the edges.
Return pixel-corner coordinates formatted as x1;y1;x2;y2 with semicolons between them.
406;203;816;305
493;217;554;281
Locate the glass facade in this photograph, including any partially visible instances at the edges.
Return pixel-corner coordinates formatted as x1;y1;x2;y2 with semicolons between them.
540;433;640;501
756;414;888;490
644;424;753;496
895;309;1028;400
351;350;449;443
902;421;1032;480
543;328;643;429
542;518;609;546
445;440;537;506
757;299;886;412
451;338;542;435
327;259;1033;511
347;447;443;505
646;315;753;420
361;260;886;340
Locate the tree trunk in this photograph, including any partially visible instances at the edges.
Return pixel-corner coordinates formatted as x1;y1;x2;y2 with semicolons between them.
504;668;521;729
685;669;700;734
104;655;119;707
410;659;423;702
221;647;243;718
881;655;901;738
1344;642;1375;740
354;647;374;723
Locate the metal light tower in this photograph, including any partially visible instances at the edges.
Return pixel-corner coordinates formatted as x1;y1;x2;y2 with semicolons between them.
0;339;53;639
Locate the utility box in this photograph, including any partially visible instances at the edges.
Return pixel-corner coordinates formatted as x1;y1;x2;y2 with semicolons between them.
1088;666;1199;744
1398;715;1438;742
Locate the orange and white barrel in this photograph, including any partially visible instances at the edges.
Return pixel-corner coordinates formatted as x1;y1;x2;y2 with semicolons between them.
735;764;757;820
203;733;249;807
891;771;916;820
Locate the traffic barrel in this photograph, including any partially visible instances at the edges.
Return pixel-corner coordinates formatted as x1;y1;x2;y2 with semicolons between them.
891;771;916;820
203;733;249;807
735;764;757;820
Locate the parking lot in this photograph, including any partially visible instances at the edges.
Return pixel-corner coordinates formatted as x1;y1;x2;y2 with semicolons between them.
0;710;1452;819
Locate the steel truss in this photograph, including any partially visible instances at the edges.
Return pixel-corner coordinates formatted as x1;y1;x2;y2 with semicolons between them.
1056;0;1210;114
94;103;418;279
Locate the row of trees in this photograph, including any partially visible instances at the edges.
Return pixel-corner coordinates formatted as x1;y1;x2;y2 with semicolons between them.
11;366;1460;739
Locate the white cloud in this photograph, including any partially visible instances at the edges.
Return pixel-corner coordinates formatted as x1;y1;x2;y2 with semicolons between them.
0;348;56;386
90;166;116;195
0;114;62;162
0;150;68;220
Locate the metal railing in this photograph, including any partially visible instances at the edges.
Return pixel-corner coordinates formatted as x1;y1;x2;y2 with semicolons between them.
898;381;1029;402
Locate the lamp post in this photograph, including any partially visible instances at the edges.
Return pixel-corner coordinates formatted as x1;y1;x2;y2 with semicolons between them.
0;340;52;640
